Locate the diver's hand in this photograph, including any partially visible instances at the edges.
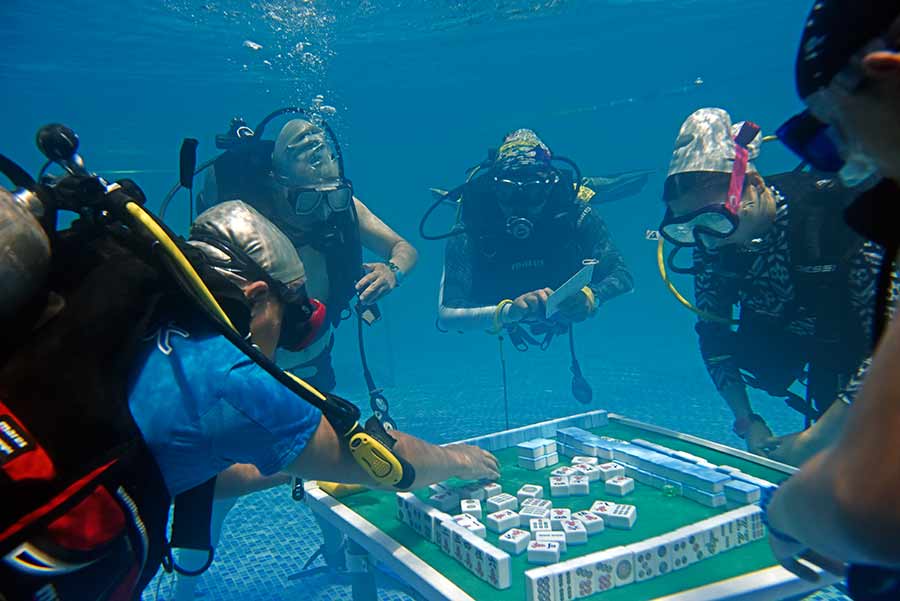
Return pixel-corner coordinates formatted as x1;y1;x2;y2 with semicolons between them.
507;288;553;323
767;503;847;582
769;534;845;582
357;262;397;304
745;419;776;456
764;432;813;467
446;444;501;481
556;289;594;323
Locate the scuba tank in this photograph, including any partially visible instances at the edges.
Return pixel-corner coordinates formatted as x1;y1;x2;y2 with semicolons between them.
0;186;50;322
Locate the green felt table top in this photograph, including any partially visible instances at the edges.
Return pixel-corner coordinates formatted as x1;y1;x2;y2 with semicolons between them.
337;420;790;601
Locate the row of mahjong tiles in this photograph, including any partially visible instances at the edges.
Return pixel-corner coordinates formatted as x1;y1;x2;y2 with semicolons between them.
340;421;789;601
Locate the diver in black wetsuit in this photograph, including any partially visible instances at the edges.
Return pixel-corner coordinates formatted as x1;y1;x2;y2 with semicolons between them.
436;129;633;398
763;1;900;595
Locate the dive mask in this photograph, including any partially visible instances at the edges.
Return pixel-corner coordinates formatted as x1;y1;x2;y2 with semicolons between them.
659;205;739;248
290;180;354;216
660;122;760;247
777;37;887;187
492;171;560;211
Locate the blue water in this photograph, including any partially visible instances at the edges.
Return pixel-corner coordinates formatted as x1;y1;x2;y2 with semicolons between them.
2;1;835;599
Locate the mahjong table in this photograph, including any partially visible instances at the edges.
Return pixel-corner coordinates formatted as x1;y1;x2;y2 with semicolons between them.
303;411;840;601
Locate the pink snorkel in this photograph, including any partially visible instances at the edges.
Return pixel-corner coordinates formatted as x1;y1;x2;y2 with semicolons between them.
726;121;762;215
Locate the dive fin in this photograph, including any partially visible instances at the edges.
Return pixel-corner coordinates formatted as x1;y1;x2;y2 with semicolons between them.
582;169;656;203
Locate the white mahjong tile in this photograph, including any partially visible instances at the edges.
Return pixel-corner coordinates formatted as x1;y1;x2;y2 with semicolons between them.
571;456;599;466
525;568;558;601
568;475;590;496
536;531;568;553
486;509;520;533
429;482;451;495
572;510;605;535
482;482;503;498
605;503;637;529
564;557;599;598
572;463;602;482
589;500;618;516
610;548;635;586
527;541;561;565
549;476;570;498
437;520;454;555
517;484;544;502
544;453;560;468
551;567;577;601
605;476;635;497
458;483;488;501
486;493;518;513
551;466;578;478
549;508;572;529
520;505;551;519
597;462;625;481
460;498;483;520
530;518;553;532
428;492;460;512
484;544;511;589
498;528;531;556
561;520;588;545
668;534;694;571
522;498;553;510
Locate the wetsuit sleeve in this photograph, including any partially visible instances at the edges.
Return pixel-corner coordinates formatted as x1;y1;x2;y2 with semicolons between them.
693;248;743;393
207;359;323;476
837;241;891;405
437;233;498;331
580;209;634;307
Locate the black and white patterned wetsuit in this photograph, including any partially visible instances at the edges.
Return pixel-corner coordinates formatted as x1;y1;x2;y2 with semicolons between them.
692;180;882;413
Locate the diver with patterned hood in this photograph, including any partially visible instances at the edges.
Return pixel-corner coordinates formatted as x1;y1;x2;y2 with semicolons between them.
659;107;882;464
436;129;634;401
199;117;418;394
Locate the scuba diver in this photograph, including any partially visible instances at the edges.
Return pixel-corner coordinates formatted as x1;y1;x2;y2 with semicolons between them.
762;0;900;594
0;125;497;601
186;111;418;404
429;129;634;409
658;107;882;465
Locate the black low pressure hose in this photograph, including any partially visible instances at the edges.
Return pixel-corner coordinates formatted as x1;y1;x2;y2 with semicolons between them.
666;245;699;276
569;326;593;405
419;195;464;241
159;156;217;219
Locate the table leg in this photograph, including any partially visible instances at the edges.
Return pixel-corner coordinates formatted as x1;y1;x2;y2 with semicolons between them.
345;539;378;601
315;513;347;570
